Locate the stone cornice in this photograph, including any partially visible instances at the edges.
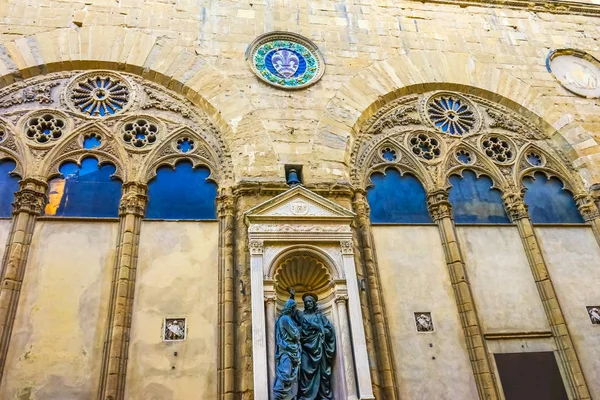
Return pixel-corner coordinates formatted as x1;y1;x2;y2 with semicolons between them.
411;0;600;17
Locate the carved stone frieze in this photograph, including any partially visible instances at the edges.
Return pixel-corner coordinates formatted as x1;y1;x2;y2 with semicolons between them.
248;224;352;233
0;82;59;108
142;87;192;118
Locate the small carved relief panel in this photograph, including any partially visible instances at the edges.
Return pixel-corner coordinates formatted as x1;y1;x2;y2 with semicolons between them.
587;306;600;325
163;318;187;341
414;312;434;332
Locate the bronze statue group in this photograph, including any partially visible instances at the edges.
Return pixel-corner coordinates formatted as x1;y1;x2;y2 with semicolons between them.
273;288;336;400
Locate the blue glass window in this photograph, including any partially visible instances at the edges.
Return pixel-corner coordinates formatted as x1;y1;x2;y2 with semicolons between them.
449;170;510;224
44;157;122;217
523;172;583;224
146;161;217;220
367;169;432;223
0;160;20;217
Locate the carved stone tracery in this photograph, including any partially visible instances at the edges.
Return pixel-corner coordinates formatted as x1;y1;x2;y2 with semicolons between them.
0;70;233;185
352;90;586;197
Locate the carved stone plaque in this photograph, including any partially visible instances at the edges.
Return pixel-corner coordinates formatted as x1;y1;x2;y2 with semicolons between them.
163;318;187;341
587;306;600;325
414;312;434;332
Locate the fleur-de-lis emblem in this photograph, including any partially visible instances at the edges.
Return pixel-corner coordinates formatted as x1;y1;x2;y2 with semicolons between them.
271;49;300;78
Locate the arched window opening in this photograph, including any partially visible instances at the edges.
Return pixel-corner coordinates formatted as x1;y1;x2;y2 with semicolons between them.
44;157;122;217
523;172;583;224
0;159;20;217
367;169;432;224
449;170;510;224
146;161;217;220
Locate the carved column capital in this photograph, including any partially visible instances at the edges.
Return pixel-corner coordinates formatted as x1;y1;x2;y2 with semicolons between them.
12;178;48;215
340;240;354;255
334;294;349;304
502;191;529;222
426;189;452;221
264;294;277;304
352;189;370;216
118;182;148;217
216;189;235;218
249;239;264;255
574;193;600;222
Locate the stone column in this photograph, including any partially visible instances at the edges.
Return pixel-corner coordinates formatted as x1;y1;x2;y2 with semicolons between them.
335;293;359;400
265;292;277;395
352;190;398;400
0;178;47;381
249;239;269;400
98;182;147;400
426;189;500;400
503;192;591;399
340;239;375;400
217;191;236;400
574;193;600;248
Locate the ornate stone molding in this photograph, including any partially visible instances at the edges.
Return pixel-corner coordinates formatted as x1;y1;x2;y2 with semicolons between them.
248;224;352;233
249;240;264;255
118;182;148;217
12;178;47;215
426;189;453;221
407;0;600;17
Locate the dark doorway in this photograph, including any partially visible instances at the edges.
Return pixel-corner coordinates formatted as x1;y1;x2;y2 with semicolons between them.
494;352;568;400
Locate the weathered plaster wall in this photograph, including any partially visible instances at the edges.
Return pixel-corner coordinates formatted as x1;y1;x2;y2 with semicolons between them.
0;0;600;184
536;226;600;399
0;219;11;262
457;226;549;333
373;225;479;400
0;221;117;399
125;221;218;400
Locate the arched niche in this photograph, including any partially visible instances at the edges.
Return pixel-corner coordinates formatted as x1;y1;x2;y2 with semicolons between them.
245;186;374;400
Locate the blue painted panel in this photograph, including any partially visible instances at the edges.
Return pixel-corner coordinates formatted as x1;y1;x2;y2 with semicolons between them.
523;173;583;224
367;169;432;224
0;160;19;217
45;157;122;217
449;170;510;224
146;161;217;220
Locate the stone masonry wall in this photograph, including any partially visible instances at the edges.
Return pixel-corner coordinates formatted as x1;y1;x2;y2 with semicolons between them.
1;0;600;187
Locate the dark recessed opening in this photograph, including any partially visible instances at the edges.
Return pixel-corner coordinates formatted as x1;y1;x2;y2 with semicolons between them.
284;164;303;186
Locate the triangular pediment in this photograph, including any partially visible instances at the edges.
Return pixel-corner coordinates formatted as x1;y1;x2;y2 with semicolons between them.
245;186;355;222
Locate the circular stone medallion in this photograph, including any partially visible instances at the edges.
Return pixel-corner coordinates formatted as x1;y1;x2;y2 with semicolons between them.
547;50;600;98
246;32;325;89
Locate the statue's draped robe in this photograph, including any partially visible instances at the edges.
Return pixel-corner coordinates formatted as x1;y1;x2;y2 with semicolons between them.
296;310;336;400
273;311;301;400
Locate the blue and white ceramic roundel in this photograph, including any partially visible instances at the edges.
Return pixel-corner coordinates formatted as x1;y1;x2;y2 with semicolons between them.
247;32;325;90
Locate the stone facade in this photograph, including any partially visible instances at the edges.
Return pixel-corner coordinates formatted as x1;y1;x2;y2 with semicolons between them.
0;0;600;399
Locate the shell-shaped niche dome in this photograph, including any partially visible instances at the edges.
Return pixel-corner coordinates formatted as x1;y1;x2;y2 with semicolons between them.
274;255;332;297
